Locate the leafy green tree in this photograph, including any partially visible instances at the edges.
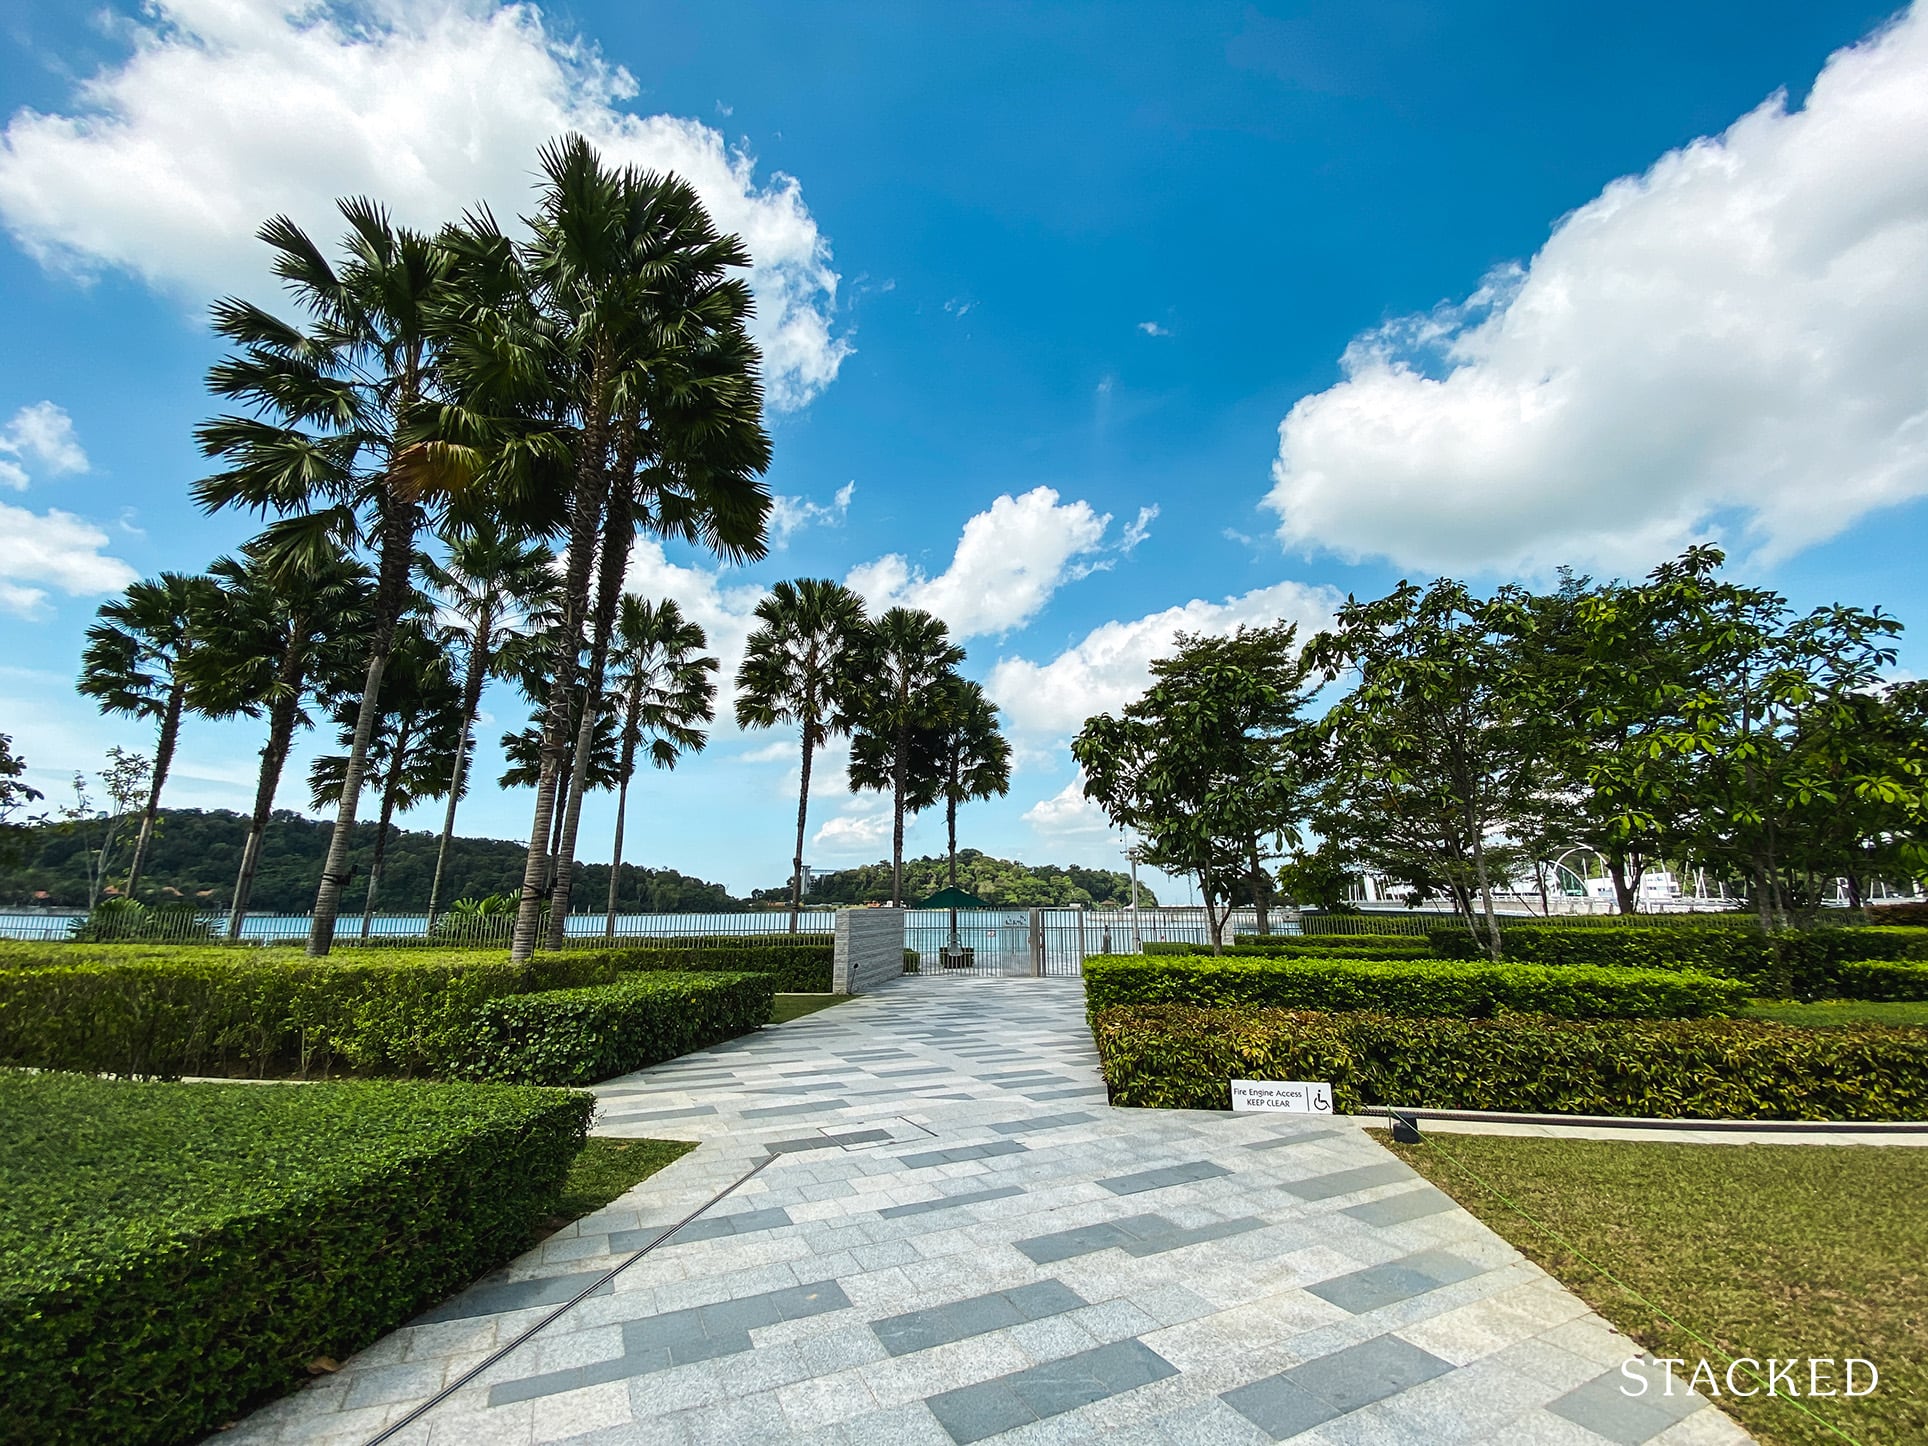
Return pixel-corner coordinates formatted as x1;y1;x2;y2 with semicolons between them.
308;623;464;936
604;596;718;933
0;735;44;868
1305;584;1539;959
195;199;468;954
1075;625;1314;951
430;138;772;960
186;545;372;936
77;572;221;897
420;520;556;928
844;608;966;907
58;748;151;909
1275;841;1359;913
734;579;870;930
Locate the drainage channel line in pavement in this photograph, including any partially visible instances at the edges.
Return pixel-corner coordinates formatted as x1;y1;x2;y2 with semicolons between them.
361;1152;778;1446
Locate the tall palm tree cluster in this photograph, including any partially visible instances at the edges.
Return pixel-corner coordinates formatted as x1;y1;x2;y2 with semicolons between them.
73;135;1013;955
735;583;1013;929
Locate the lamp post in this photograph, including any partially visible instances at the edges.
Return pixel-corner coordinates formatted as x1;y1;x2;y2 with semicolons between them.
1125;839;1144;954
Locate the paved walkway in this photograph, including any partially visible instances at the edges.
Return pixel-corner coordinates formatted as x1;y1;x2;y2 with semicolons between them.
217;978;1752;1445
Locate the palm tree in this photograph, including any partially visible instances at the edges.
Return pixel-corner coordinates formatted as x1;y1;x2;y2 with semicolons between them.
605;596;718;935
844;608;967;907
77;572;220;898
309;622;464;938
433;136;772;960
926;677;1012;950
194;198;466;955
186;545;373;936
930;678;1013;891
421;520;556;929
734;579;869;930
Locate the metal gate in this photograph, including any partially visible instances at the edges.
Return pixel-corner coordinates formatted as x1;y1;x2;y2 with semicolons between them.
902;906;1286;978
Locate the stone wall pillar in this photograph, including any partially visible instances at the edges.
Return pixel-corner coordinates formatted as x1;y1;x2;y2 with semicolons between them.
833;908;905;994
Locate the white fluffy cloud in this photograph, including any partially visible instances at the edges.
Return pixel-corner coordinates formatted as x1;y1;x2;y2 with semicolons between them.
0;0;847;409
1021;779;1115;840
812;810;892;854
847;487;1139;639
769;481;854;544
1266;3;1928;574
987;578;1338;740
0;503;139;616
0;402;89;485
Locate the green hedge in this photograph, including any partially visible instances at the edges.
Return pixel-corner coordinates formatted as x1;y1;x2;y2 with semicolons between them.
1084;955;1745;1019
458;971;775;1086
0;950;616;1079
569;937;833;992
1429;923;1928;997
0;1071;590;1446
1092;1004;1928;1120
1222;935;1433;956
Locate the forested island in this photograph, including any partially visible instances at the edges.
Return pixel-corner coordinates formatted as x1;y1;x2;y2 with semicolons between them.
0;810;1152;914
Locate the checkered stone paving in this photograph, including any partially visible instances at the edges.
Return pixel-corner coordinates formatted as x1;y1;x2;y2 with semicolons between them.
210;977;1754;1445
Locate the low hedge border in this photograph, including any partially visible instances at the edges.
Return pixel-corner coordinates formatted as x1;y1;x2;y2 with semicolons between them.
1084;954;1746;1019
0;1071;590;1446
575;938;833;992
1429;923;1928;997
1210;936;1434;957
0;951;617;1079
457;970;775;1086
1092;1004;1928;1120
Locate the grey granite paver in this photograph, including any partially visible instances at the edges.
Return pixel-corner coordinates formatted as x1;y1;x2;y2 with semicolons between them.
208;978;1754;1446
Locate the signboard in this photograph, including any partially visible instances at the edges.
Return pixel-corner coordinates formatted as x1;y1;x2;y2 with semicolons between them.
1230;1079;1334;1115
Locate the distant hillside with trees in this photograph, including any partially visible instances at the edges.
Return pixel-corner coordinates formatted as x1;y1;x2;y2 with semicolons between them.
751;850;1154;908
0;808;746;914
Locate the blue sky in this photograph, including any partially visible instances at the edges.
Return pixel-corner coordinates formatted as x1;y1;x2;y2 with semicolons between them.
1;1;1924;901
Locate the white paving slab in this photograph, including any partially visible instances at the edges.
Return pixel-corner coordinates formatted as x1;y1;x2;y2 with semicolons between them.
210;977;1755;1445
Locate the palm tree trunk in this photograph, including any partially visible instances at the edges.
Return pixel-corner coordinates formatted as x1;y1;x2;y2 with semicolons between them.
126;682;185;898
947;792;959;947
427;636;488;930
606;690;642;938
891;734;907;907
790;730;815;933
311;494;415;956
512;430;609;962
360;746;406;940
546;480;634;949
228;682;303;938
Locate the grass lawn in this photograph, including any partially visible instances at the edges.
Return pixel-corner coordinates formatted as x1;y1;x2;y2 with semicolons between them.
550;1137;695;1223
1386;1133;1927;1446
770;992;852;1025
1741;999;1928;1028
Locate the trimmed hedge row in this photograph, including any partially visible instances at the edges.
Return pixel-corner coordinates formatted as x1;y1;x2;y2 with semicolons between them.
1092;1003;1928;1120
0;1071;591;1446
0;951;617;1079
1084;954;1746;1019
1224;935;1433;956
459;971;775;1085
584;937;834;992
1429;922;1928;997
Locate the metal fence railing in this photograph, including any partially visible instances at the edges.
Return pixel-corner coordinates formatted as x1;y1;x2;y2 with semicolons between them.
902;906;1296;978
0;909;837;947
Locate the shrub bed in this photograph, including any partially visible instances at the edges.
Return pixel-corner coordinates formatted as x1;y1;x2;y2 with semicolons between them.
0;1070;590;1446
1084;954;1745;1019
569;937;834;992
0;950;616;1078
1429;922;1928;997
1092;1004;1928;1120
1223;935;1434;956
457;970;775;1086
